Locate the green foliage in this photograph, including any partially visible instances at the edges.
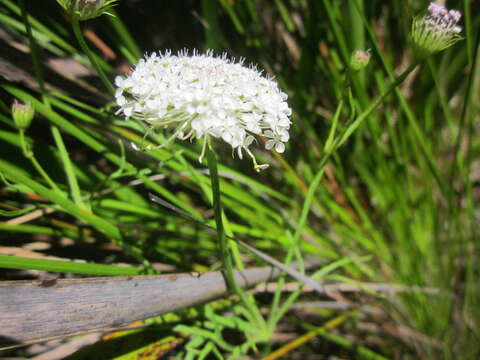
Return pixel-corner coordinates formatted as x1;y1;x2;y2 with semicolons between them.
0;0;478;358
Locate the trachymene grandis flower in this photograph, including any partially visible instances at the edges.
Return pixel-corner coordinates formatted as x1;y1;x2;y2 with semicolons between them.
412;2;462;56
115;50;292;170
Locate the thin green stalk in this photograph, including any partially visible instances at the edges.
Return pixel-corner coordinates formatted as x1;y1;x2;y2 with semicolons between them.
18;129;60;191
206;145;241;291
463;0;473;66
206;144;264;327
71;16;115;95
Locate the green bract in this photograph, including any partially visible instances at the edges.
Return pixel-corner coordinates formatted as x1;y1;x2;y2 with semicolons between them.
55;0;118;21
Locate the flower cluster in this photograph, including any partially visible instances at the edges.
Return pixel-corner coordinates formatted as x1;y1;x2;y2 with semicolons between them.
412;2;462;56
115;51;292;170
56;0;118;21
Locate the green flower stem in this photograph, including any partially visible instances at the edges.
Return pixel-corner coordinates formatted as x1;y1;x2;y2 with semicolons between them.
206;145;238;292
206;144;264;326
71;16;115;95
19;129;60;192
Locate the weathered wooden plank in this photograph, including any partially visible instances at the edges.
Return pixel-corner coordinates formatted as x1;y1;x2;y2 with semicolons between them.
0;266;281;347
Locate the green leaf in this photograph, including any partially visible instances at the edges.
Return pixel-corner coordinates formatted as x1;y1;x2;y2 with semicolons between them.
0;254;141;275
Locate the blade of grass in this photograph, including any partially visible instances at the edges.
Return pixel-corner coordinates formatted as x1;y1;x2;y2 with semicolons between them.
0;254;142;276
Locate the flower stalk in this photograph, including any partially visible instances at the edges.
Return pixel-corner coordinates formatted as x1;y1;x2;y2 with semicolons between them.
17;128;60;192
206;144;266;328
206;145;235;291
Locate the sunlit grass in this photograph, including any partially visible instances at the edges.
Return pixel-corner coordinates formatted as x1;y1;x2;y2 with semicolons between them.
0;0;478;358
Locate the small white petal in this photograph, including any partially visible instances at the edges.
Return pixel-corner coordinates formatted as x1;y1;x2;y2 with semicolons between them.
264;130;274;138
275;142;285;153
265;139;276;150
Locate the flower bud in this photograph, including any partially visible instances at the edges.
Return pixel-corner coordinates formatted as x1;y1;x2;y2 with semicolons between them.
11;101;35;130
411;2;462;57
349;49;371;71
56;0;118;21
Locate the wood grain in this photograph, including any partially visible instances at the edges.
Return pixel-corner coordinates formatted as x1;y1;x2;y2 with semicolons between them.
0;266;280;347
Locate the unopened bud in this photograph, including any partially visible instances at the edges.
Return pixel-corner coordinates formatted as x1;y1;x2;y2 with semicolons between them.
349;49;371;71
56;0;118;21
12;101;34;130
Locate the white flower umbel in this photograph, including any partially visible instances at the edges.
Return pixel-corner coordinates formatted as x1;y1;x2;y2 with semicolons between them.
412;2;462;57
115;50;292;171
